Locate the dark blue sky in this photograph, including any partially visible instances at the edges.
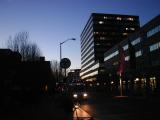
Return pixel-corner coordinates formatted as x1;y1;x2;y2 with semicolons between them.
0;0;159;69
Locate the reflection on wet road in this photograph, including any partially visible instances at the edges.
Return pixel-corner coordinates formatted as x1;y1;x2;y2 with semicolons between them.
72;100;99;120
73;105;93;120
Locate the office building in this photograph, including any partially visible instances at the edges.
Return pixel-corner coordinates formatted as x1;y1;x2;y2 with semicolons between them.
80;13;140;83
104;15;160;95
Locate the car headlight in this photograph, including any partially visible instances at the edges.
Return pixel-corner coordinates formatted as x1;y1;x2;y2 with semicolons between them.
83;93;87;97
73;94;78;98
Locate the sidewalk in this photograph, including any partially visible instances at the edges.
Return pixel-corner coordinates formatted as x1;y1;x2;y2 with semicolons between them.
0;95;71;120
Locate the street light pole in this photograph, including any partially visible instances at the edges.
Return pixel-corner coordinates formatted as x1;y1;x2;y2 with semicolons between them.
60;42;62;65
59;38;76;82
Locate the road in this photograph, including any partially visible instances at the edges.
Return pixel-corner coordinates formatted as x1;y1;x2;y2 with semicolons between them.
1;92;160;120
76;92;160;120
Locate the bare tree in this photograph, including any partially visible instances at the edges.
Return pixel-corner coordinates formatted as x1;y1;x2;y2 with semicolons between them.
26;43;42;61
51;60;59;74
50;60;60;82
7;31;42;61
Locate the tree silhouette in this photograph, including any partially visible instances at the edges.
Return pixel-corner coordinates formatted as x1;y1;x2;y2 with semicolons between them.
50;60;60;82
7;31;42;61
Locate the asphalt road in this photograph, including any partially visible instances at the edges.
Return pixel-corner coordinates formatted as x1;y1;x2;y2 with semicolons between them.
1;92;160;120
79;92;160;120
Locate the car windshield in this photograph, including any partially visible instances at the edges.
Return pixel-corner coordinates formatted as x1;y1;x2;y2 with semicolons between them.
69;83;86;93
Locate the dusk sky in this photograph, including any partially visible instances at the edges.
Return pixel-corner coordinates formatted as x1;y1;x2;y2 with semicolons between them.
0;0;159;69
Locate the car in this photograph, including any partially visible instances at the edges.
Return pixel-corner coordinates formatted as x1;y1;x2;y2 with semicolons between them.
73;91;88;100
68;83;88;102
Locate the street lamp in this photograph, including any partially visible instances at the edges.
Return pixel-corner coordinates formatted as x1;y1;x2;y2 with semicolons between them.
60;38;76;62
59;38;76;82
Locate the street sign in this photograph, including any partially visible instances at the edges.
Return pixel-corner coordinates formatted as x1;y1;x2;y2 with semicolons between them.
60;58;71;69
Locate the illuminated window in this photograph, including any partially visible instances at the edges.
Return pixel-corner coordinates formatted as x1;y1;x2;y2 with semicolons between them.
94;32;99;34
131;37;141;45
130;28;135;30
81;71;98;79
126;28;135;31
125;56;129;61
104;16;107;19
127;17;134;21
123;44;128;50
147;24;160;37
100;37;105;40
104;51;119;61
150;42;160;52
104;16;114;20
123;33;128;36
99;21;104;24
135;50;142;57
81;62;99;75
116;17;122;20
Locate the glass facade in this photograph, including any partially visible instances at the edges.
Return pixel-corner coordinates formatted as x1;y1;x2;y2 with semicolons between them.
104;14;160;73
104;51;118;61
103;15;160;96
147;24;160;37
131;37;141;45
80;13;140;82
150;42;160;52
135;50;142;57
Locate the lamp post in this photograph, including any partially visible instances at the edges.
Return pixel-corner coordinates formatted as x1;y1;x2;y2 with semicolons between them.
59;38;76;82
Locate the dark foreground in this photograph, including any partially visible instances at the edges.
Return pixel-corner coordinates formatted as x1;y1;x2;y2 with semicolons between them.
0;93;160;120
81;92;160;120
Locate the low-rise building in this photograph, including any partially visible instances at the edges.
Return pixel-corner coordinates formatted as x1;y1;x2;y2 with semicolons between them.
0;49;55;104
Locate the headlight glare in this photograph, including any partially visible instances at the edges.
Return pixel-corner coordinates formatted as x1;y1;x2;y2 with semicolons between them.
83;93;87;97
73;94;78;98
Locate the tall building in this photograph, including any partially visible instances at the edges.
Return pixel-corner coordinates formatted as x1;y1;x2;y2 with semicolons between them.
80;13;140;83
104;15;160;96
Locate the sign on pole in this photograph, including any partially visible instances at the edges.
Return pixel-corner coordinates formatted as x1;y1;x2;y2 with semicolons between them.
60;58;71;82
60;58;71;69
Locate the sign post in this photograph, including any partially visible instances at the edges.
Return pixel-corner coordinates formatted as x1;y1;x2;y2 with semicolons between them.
60;58;71;83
